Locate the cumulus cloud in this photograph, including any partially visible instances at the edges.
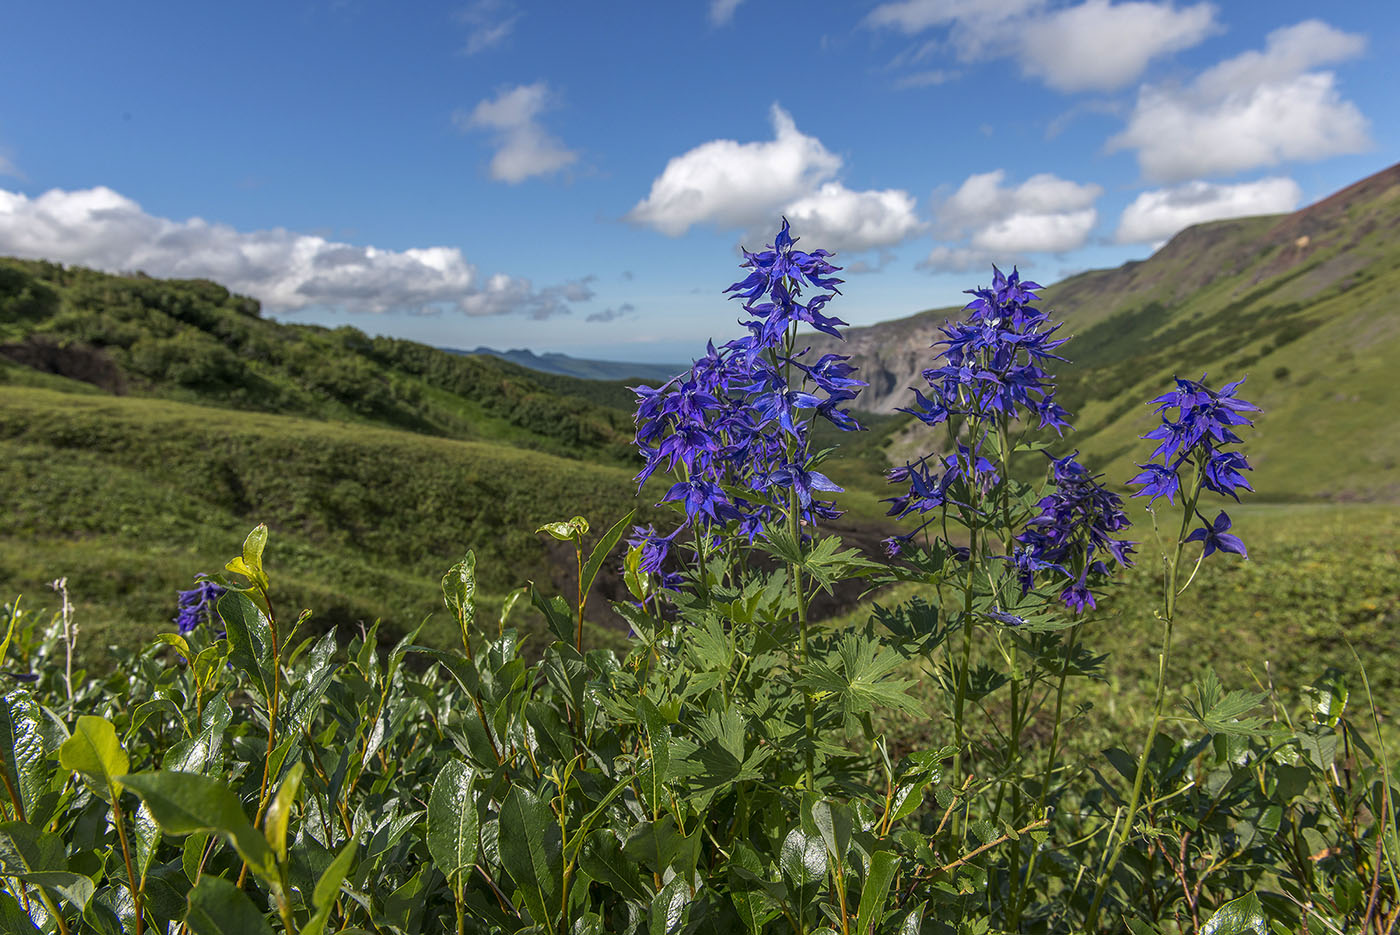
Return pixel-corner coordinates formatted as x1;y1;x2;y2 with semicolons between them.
923;170;1101;270
1108;20;1370;181
866;0;1217;92
456;0;520;55
627;104;921;253
586;302;637;323
457;82;578;184
0;185;594;318
1115;177;1301;243
709;0;745;25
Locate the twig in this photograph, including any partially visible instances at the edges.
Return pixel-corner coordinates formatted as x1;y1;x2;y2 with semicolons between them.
938;817;1049;874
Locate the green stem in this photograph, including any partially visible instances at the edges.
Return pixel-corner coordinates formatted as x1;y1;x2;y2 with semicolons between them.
110;794;145;935
1087;465;1203;930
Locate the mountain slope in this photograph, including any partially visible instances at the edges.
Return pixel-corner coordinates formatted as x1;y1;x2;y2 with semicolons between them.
818;161;1400;502
0;258;638;465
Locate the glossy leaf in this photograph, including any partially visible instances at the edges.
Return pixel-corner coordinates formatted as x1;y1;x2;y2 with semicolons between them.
427;760;478;883
0;689;48;820
58;715;128;801
581;510;635;602
184;874;275;935
217;590;274;697
1201;890;1268;935
498;784;562;927
119;771;278;883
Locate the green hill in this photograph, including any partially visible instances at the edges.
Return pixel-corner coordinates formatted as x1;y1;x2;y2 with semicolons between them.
829;161;1400;502
0;257;638;464
0;258;667;656
0;383;652;657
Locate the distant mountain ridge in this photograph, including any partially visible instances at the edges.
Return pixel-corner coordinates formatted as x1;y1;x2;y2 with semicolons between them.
447;345;684;384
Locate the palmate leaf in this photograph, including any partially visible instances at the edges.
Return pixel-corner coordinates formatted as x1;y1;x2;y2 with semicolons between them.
1181;669;1267;736
802;633;924;721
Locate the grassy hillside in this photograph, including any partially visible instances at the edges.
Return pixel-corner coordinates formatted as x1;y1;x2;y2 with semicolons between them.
855;163;1400;503
0;384;654;660
0;257;637;464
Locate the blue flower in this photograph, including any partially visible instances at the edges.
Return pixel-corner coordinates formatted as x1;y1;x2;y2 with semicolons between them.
1185;511;1249;559
174;577;227;636
1127;462;1180;504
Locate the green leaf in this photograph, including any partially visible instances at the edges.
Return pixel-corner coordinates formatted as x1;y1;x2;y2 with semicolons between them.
855;851;900;935
650;875;693;935
427;760;478;883
0;892;41;934
184;875;275;935
581;510;634;602
119;771;278;884
624;544;649;601
301;838;358;935
638;695;672;794
225;524;270;595
0;820;66;875
58;715;128;801
536;516;589;541
811;799;852;865
17;870;95;913
579;831;652;905
217;591;274;697
530;584;577;645
0;689;48;821
623;817;701;875
263;761;304;865
1182;669;1267;736
1200;890;1268;935
498;785;562;927
442;551;477;629
779;827;826;888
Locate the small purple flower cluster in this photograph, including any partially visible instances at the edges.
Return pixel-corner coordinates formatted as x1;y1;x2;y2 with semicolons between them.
1015;452;1134;612
174;576;226;636
900;266;1071;434
880;445;1000;556
1128;374;1258;558
629;221;866;582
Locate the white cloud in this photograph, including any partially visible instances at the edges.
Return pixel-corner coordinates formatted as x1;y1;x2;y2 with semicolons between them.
923;170;1102;270
1108;20;1370;181
457;82;577;184
456;0;520;55
0;185;594;318
1021;0;1218;92
865;0;1217;92
1115;177;1301;243
628;105;920;253
709;0;745;25
783;183;922;253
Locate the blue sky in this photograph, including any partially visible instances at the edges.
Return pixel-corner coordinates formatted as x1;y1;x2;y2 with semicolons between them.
1;1;1396;363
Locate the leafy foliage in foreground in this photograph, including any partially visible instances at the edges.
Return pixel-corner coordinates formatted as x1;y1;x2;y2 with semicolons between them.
1;522;1394;934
